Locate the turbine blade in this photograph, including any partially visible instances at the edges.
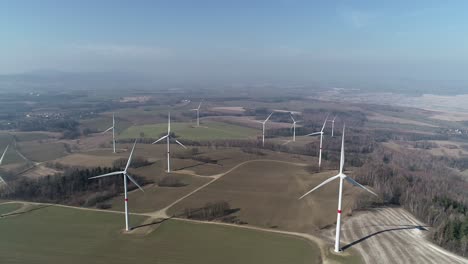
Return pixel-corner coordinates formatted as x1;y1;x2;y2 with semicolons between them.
321;114;329;132
152;135;168;144
126;173;144;192
124;139;137;172
265;112;274;122
168;112;171;134
89;171;123;180
339;125;345;174
290;114;296;123
0;145;9;165
174;139;187;149
102;126;113;133
197;101;202;110
299;175;340;199
0;176;6;185
306;132;321;136
345;176;378;196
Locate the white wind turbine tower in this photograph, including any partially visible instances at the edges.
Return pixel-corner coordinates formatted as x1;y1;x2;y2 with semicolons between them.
89;140;144;231
307;115;329;169
299;125;377;252
191;101;202;127
103;113;116;153
290;113;301;142
152;112;187;172
257;112;274;147
0;145;9;185
330;115;337;137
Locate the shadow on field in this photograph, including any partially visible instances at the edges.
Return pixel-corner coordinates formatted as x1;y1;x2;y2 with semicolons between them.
341;225;428;251
176;162;210;171
0;204;52;218
131;216;173;230
175;157;230;171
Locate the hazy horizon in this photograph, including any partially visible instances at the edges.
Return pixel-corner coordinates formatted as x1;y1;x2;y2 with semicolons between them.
2;1;468;90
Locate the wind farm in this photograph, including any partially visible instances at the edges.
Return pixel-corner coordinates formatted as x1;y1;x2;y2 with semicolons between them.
2;1;468;263
0;94;467;264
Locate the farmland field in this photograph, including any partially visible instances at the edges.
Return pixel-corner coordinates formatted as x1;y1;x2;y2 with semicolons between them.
80;116;133;133
0;133;29;165
118;121;259;140
337;207;468;264
0;205;322;264
17;141;68;162
168;160;367;232
10;132;55;142
0;203;21;215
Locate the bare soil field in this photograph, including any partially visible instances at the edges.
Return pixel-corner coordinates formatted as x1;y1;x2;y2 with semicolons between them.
206;116;292;129
367;113;437;127
210;106;245;114
167;161;369;233
53;153;123;168
169;147;318;177
21;165;59;178
431;112;468;121
17;141;69;162
60;133;111;152
336;207;468;264
107;174;211;213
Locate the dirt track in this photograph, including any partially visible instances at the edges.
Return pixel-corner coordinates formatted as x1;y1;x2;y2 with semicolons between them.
336;207;468;264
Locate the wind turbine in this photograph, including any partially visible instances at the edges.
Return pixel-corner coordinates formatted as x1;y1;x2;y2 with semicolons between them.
152;112;187;172
329;115;337;137
307;115;329;169
290;113;301;142
299;125;377;253
191;101;202;127
257;112;274;147
103;113;116;153
89;140;144;231
0;145;9;185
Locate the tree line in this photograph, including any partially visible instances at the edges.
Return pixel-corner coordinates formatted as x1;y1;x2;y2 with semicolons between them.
0;166;150;207
354;144;468;256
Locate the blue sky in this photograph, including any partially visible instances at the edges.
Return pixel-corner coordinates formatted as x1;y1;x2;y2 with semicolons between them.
1;1;468;86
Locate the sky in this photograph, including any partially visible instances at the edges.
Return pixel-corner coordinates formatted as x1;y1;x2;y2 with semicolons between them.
1;0;468;87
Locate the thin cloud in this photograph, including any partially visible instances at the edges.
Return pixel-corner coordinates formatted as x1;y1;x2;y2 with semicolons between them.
73;44;172;59
338;7;378;29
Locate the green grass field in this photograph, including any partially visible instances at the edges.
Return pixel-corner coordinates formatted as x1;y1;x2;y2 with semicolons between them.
0;203;21;215
0;205;321;264
119;121;258;141
80;116;133;133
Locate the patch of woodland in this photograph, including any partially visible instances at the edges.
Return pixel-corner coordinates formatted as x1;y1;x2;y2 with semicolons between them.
0;166;152;208
182;201;245;224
